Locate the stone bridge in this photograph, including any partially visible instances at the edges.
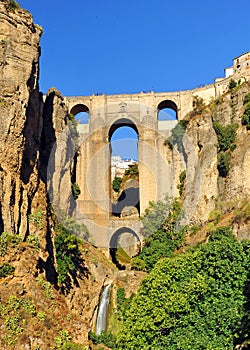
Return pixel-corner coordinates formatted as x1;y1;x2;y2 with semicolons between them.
63;86;218;258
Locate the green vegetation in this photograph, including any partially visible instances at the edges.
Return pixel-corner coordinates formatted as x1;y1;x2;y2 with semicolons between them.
131;196;185;271
71;182;80;200
54;330;86;349
228;78;237;90
0;232;22;257
36;276;54;299
0;296;36;346
112;176;122;192
116;227;250;349
177;170;186;196
0;263;15;278
213;120;238;177
116;288;135;321
124;163;139;178
165;120;188;154
213;120;238;152
242;92;250;129
88;331;117;348
26;234;40;251
5;0;20;12
187;95;207;118
208;209;222;224
28;209;44;230
54;221;88;290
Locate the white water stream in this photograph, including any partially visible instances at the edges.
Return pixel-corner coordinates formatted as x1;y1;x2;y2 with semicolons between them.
96;283;112;335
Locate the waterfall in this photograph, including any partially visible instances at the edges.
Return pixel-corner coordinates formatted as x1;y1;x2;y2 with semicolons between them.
96;283;112;335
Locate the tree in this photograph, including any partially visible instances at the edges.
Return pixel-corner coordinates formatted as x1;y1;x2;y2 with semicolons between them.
132;196;185;271
117;227;250;349
112;176;122;192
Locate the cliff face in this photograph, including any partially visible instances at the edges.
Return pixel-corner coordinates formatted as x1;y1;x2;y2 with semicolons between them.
182;82;250;238
0;1;43;236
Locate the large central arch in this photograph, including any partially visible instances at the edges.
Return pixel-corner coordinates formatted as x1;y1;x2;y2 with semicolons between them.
109;118;140;218
108;117;139;141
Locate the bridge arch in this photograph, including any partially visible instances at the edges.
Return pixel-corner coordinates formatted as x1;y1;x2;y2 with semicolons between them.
70;103;90;124
157;100;178;120
108;117;138;141
109;227;141;269
109;118;140;218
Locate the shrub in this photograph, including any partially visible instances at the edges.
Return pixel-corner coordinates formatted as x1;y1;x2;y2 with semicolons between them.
192;96;206;115
213;121;238;177
208;209;222;224
0;263;15;277
243;93;250;105
124;163;139;178
54;222;88;289
5;0;20;12
88;331;117;348
217;151;230;177
177;170;186;196
112;176;122;192
28;210;44;230
26;235;40;250
0;232;22;257
228;79;237;90
242;95;250;130
213;121;238;152
131;256;146;271
71;182;80;200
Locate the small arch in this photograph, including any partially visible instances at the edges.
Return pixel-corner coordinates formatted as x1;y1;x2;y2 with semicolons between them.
108;118;138;141
158;100;178;120
70;104;90;124
109;227;141;269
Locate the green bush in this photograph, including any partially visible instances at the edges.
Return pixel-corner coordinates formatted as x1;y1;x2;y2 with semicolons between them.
136;196;185;271
213;120;237;177
131;256;146;271
177;170;186;196
213;120;238;152
5;0;20;12
242;95;250;130
26;234;40;251
0;232;22;257
71;182;80;200
243;93;250;105
112;176;122;192
228;78;237;90
28;209;44;230
124;163;139;178
54;222;88;289
88;331;116;348
217;151;230;177
0;263;15;277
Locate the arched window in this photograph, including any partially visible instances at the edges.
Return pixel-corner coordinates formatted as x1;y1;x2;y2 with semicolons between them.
70;104;90;124
158;100;178;120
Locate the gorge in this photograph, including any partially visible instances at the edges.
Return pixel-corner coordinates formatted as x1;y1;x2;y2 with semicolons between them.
0;1;250;349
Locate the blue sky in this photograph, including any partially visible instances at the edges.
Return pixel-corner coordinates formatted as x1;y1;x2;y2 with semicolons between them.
18;0;250;159
19;0;250;97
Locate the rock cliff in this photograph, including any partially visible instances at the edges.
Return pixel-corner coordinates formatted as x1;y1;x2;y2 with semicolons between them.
0;1;43;236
